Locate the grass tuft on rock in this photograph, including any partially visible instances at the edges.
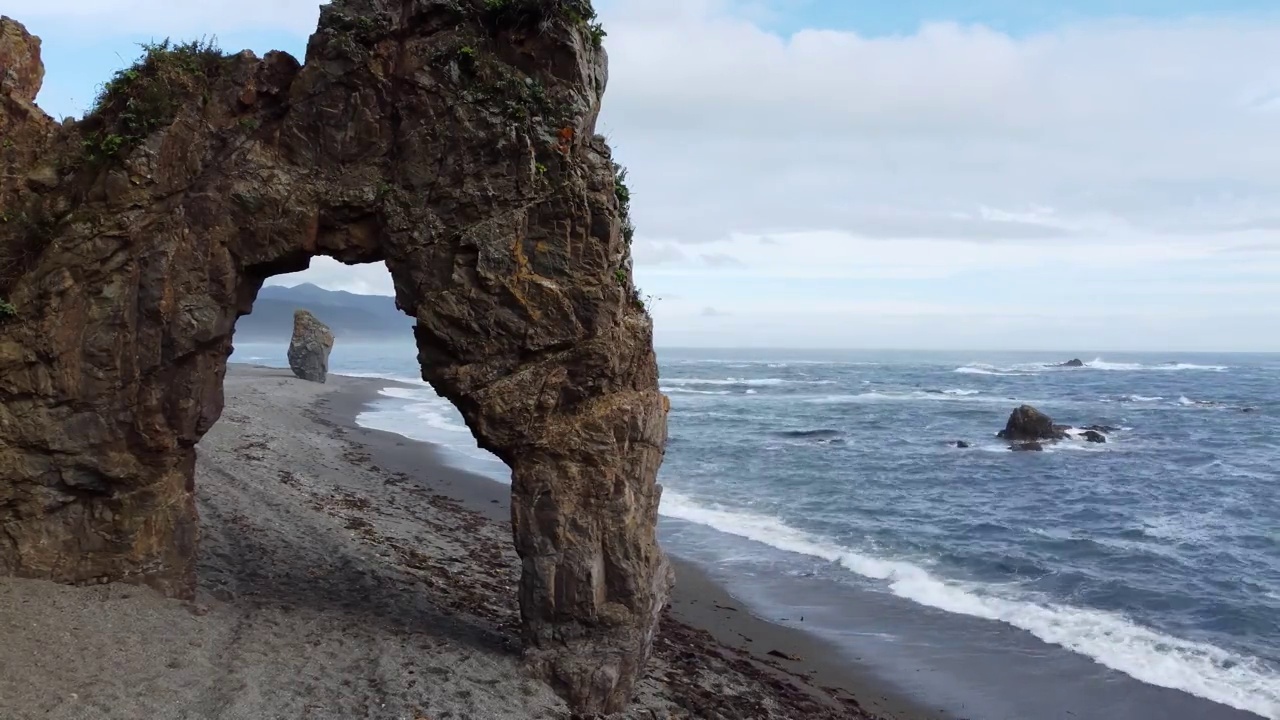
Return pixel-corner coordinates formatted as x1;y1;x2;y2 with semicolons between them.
81;37;229;164
612;161;635;245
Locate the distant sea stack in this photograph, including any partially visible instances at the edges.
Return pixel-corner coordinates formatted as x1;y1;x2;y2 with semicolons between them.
287;310;334;383
1059;358;1085;367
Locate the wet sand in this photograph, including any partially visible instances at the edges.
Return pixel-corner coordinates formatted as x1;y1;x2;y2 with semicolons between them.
0;365;944;720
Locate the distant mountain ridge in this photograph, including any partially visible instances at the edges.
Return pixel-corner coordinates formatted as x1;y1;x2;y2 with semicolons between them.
235;283;415;341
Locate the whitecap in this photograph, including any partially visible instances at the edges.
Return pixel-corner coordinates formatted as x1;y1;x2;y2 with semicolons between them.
661;377;833;387
1178;396;1225;408
954;365;1034;377
1086;358;1228;372
806;391;1002;405
658;492;1280;719
661;387;732;396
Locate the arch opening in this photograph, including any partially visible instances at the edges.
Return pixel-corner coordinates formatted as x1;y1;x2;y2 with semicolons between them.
0;3;670;713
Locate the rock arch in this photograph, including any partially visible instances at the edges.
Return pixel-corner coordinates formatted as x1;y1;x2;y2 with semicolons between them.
0;2;670;713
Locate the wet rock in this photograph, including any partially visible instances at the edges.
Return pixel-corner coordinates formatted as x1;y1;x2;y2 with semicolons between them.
287;310;333;383
1082;424;1119;433
996;405;1068;442
1079;430;1107;443
1011;441;1045;452
1058;358;1085;367
950;440;972;449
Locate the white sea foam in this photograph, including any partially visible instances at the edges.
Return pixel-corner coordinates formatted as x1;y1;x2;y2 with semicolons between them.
661;387;732;396
955;359;1229;375
662;377;833;386
954;365;1032;376
806;391;1003;405
1123;394;1164;402
1178;395;1227;408
374;387;472;433
659;491;1280;719
1086;358;1228;372
1139;514;1218;546
343;371;431;386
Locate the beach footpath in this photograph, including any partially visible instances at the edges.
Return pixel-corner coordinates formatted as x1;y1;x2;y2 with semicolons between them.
0;365;945;720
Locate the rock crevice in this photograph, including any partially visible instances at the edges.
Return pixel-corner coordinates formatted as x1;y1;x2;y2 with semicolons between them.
0;3;668;714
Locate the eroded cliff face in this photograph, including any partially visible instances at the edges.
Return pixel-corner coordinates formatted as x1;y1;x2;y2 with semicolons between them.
0;1;670;713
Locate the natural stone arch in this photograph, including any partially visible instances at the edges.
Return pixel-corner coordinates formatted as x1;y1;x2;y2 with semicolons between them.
0;2;670;714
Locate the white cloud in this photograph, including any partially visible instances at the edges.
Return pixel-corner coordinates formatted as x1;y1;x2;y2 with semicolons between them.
269;257;394;295
634;230;1275;281
6;0;324;35
595;0;1280;244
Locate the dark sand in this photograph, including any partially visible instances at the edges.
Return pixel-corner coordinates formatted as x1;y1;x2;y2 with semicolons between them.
320;370;951;720
0;366;945;720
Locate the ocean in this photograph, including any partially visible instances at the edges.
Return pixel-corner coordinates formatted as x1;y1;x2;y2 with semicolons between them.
230;342;1280;719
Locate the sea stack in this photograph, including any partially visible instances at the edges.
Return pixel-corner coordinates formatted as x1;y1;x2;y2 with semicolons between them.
997;404;1069;443
287;309;334;383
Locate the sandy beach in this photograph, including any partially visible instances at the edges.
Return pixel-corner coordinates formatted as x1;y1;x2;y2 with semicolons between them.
0;365;946;720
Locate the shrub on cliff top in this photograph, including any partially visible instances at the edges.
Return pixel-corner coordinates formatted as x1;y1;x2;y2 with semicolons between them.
484;0;598;33
81;38;228;163
0;298;15;319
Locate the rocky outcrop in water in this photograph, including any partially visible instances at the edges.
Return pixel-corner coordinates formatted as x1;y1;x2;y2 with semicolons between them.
0;4;669;714
1058;358;1085;367
997;405;1068;443
997;406;1115;448
287;309;334;383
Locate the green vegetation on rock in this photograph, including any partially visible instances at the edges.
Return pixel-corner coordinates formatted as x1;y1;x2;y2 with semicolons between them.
81;38;228;164
613;161;635;244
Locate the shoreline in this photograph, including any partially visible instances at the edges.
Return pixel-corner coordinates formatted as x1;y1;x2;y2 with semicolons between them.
320;363;1276;720
319;367;950;720
0;365;942;720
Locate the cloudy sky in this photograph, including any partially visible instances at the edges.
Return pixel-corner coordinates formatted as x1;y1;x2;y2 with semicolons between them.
15;0;1280;351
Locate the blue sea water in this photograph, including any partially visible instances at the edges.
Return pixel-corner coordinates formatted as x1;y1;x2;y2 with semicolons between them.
231;342;1280;719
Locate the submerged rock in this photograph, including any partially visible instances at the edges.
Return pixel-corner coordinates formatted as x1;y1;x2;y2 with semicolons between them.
1079;430;1107;443
996;405;1068;442
1011;441;1045;452
950;440;972;449
287;310;333;383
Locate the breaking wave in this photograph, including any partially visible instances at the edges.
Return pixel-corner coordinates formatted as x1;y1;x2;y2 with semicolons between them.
955;359;1229;375
658;491;1280;719
661;377;835;387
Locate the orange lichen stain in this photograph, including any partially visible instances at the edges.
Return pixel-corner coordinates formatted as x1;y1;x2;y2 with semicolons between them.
555;126;575;154
508;235;541;320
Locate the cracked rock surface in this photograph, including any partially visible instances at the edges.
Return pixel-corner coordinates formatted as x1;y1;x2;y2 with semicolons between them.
0;2;669;713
